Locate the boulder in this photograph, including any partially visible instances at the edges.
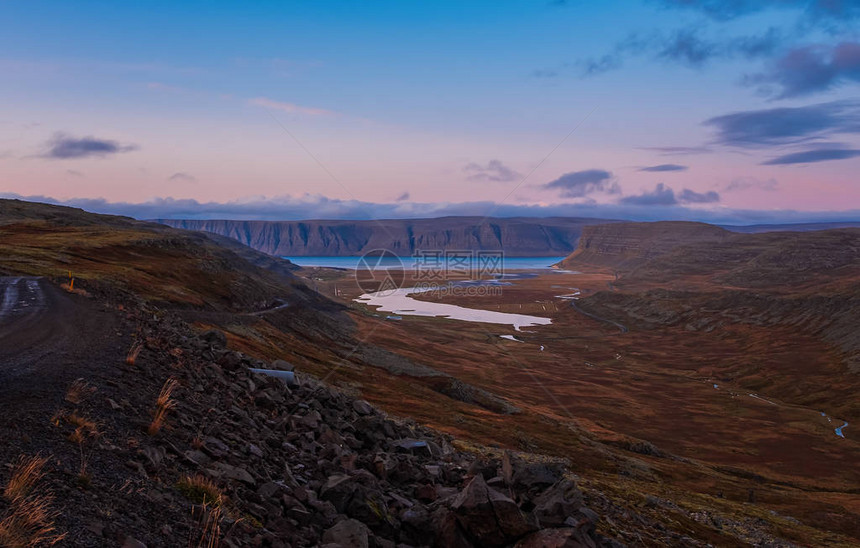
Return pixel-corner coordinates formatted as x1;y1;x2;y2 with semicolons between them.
512;461;564;493
533;479;584;527
451;474;535;547
352;399;374;415
322;519;370;548
514;527;597;548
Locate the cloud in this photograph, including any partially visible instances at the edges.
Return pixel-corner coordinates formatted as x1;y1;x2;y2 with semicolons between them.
704;100;860;147
42;133;138;159
65;169;84;178
463;160;521;183
678;188;720;203
745;42;860;98
761;147;860;165
248;97;334;117
542;169;620;198
5;192;860;225
658;0;860;22
638;145;712;155
619;183;720;206
638;163;688;172
725;177;780;191
168;172;197;182
619;183;679;206
395;192;410;202
578;27;782;76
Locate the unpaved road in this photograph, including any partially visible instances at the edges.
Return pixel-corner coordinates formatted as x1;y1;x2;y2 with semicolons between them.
0;276;128;403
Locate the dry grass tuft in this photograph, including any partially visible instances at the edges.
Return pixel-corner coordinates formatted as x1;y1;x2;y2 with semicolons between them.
126;341;143;366
177;475;222;507
64;379;95;405
148;378;179;436
3;456;46;503
64;412;98;435
0;456;65;547
188;501;222;548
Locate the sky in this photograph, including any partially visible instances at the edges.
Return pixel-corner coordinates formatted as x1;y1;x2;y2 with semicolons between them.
1;0;859;223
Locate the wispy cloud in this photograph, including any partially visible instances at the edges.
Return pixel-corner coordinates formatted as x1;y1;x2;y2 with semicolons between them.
658;0;860;23
575;27;783;77
745;42;860;98
638;146;712;156
41;133;138;159
725;177;779;192
638;163;688;172
762;147;860;165
463;160;521;183
248;97;335;117
168;172;197;182
395;191;410;202
704;100;860;147
541;169;620;197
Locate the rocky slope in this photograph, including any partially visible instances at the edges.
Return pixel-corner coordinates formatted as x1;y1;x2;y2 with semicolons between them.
157;217;620;257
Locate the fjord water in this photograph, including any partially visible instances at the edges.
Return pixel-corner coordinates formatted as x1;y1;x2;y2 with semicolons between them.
283;256;565;269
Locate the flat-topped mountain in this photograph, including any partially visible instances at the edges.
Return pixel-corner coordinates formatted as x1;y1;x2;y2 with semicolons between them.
157;216;621;257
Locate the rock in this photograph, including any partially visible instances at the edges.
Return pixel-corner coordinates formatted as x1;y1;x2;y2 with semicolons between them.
218;351;243;371
451;474;535;547
533;479;584;527
352;399;374;415
213;462;256;486
320;475;358;513
202;437;230;459
393;439;431;457
271;359;294;372
513;461;564;493
514;527;597;548
200;329;227;349
257;481;284;499
432;507;475;548
322;519;370;548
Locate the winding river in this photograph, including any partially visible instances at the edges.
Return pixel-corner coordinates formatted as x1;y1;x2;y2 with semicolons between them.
355;286;552;331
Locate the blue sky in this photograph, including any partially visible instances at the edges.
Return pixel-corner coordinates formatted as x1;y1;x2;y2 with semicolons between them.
1;0;859;222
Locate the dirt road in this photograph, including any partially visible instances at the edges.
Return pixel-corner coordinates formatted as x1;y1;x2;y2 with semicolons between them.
0;276;128;407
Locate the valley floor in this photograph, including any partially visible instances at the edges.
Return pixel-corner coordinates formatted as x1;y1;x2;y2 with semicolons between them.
289;265;860;545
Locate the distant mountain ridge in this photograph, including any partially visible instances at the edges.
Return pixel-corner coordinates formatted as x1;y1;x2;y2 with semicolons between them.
156;217;860;258
156;216;621;257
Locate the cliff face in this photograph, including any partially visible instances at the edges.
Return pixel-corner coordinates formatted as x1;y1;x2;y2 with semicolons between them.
556;221;731;270
157;217;618;256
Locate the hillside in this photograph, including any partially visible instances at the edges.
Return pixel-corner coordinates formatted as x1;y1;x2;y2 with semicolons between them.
0;199;632;547
157;216;621;257
555;221;732;270
4;201;860;546
563;221;860;409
